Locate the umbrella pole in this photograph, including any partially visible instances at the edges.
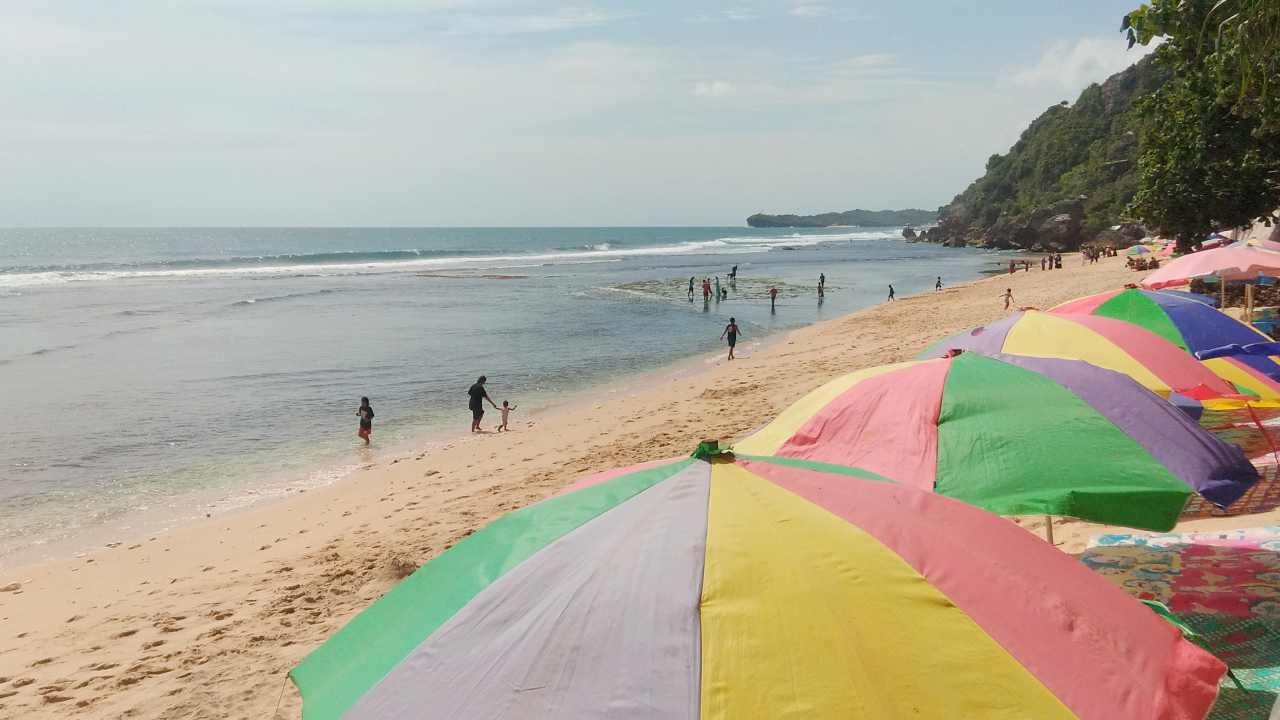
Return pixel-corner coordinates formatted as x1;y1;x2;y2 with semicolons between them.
1220;279;1227;310
1246;282;1254;323
1044;516;1055;545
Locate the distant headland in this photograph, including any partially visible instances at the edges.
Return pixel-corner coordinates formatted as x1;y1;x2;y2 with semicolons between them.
746;208;938;228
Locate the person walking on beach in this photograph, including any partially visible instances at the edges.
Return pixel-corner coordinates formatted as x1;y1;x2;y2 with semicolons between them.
1002;288;1014;310
497;400;517;432
887;284;895;301
935;276;942;292
356;396;374;446
688;276;695;300
468;375;498;432
769;286;778;310
721;317;741;361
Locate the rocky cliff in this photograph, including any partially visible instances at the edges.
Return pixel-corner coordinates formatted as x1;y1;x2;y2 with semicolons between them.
921;57;1169;251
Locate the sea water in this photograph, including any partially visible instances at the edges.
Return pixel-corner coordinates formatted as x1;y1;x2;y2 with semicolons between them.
0;227;1012;564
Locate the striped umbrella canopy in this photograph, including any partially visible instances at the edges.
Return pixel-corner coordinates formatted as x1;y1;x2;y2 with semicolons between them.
1141;243;1280;290
290;454;1226;720
918;310;1248;410
1050;288;1280;401
734;352;1256;530
1127;245;1152;256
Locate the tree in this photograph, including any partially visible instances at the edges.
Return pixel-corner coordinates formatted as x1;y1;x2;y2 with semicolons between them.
1125;0;1279;132
1130;73;1276;249
1124;0;1280;251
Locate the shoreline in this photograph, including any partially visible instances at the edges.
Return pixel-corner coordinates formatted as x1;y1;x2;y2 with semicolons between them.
4;251;1246;719
0;254;984;571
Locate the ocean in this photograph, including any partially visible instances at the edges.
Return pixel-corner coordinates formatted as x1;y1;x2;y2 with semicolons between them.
0;226;1012;565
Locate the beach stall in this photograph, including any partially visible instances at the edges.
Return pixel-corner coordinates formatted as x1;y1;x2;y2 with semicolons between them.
733;352;1256;531
918;310;1248;410
1050;288;1280;402
290;453;1227;720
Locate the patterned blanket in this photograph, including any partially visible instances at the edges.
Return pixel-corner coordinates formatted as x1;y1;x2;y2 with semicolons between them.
1082;530;1280;719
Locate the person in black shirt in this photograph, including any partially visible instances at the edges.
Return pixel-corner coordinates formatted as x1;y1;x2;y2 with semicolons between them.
356;396;374;446
469;375;498;432
720;317;741;361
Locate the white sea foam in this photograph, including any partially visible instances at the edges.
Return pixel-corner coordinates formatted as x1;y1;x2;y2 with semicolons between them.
0;230;898;288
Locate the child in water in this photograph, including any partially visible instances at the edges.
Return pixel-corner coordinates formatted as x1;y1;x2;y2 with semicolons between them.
498;400;517;432
356;396;374;445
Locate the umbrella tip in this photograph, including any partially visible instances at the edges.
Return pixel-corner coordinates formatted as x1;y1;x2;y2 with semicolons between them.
692;440;730;461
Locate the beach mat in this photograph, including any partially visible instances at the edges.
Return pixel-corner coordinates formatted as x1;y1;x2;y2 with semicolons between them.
1182;465;1280;520
1082;530;1280;719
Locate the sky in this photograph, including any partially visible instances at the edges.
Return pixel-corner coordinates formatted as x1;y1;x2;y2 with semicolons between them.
0;1;1156;226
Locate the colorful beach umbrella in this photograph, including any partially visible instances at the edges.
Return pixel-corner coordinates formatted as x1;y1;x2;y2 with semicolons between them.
918;310;1247;409
1141;243;1280;290
1050;288;1280;401
1127;245;1152;256
290;454;1226;720
734;352;1256;529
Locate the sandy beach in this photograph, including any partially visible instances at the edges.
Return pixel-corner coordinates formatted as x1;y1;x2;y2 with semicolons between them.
3;250;1276;719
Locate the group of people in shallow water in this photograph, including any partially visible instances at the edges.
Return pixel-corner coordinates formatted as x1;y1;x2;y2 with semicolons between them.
355;257;1032;442
355;375;520;445
690;266;741;303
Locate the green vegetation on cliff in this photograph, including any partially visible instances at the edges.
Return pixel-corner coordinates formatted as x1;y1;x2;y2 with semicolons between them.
929;57;1169;249
747;208;937;228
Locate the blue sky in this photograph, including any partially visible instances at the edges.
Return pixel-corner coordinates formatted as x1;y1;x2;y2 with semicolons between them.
0;1;1154;226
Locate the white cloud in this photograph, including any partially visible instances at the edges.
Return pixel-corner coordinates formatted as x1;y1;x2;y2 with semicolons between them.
723;8;758;21
0;16;81;51
834;53;896;72
790;4;830;17
1003;35;1158;95
444;7;633;35
692;80;736;98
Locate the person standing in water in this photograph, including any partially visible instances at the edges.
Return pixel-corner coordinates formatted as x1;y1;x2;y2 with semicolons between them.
356;396;374;446
468;375;498;432
935;276;943;292
688;276;695;300
730;265;738;282
1002;288;1014;310
769;286;778;310
887;284;895;301
720;317;741;361
714;275;721;302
